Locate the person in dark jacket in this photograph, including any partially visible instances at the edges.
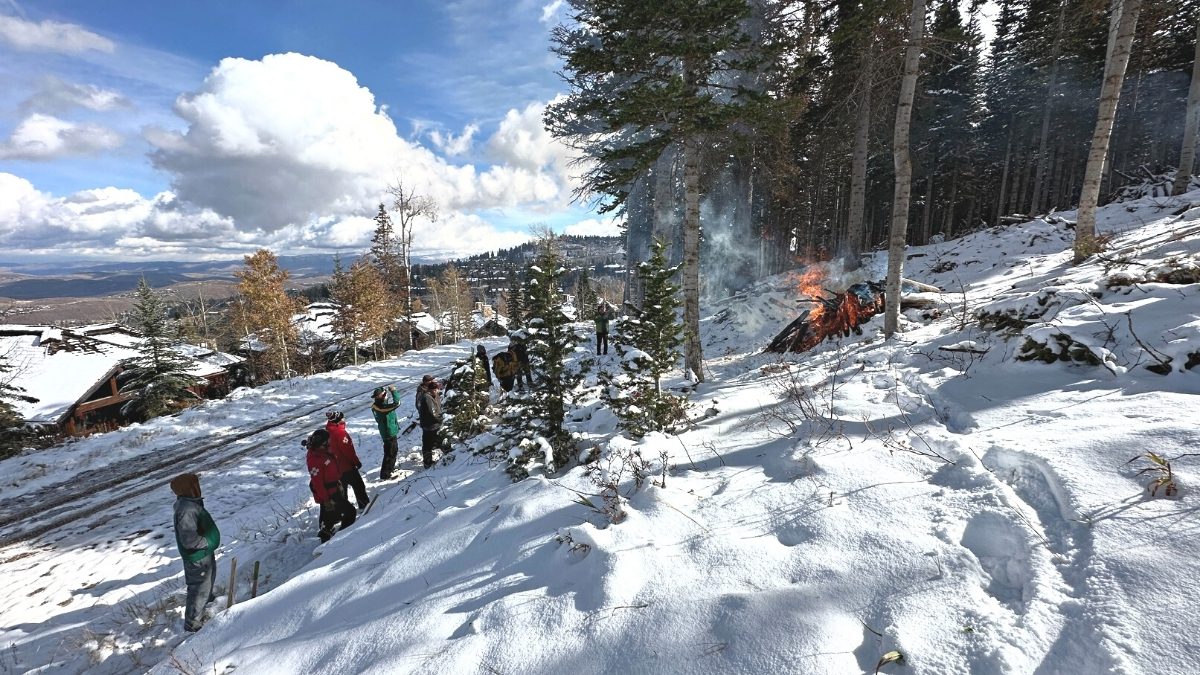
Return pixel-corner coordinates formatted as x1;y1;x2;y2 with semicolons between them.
305;428;356;542
474;344;494;387
594;301;612;355
372;385;402;480
415;375;444;469
509;334;533;390
170;473;220;632
326;411;368;511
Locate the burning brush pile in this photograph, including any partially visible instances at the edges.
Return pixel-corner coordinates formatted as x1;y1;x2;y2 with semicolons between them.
765;267;887;354
763;267;944;354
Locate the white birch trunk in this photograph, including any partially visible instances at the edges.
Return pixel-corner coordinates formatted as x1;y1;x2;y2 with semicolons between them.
1075;0;1142;263
1174;19;1200;196
883;0;926;337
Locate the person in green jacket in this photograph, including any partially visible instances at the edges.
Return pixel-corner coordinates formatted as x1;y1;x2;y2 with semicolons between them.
170;472;220;632
372;385;402;479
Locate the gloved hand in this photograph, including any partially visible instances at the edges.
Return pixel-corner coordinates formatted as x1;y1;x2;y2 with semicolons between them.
388;384;396;392
355;462;362;470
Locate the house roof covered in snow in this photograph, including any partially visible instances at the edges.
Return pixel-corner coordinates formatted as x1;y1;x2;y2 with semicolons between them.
0;325;243;425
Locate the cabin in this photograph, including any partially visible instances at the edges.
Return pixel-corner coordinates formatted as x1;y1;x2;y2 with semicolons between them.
0;324;243;437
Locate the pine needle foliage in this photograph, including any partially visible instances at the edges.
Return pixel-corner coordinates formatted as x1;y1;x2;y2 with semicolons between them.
118;277;203;422
514;235;584;473
606;238;687;436
443;356;491;443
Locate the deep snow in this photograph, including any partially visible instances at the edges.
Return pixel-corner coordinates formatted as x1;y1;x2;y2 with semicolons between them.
3;192;1200;674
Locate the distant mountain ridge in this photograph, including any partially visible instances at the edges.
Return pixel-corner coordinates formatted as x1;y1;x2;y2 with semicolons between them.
0;254;364;300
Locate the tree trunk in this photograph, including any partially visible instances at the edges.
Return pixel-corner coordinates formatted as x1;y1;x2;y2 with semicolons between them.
1031;0;1068;216
920;170;934;244
682;137;704;382
884;0;926;337
994;123;1014;223
844;55;873;270
1175;19;1200;195
1076;0;1143;263
943;167;959;239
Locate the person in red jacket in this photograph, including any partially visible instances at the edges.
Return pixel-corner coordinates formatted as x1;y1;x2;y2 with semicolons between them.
304;428;356;542
325;410;368;511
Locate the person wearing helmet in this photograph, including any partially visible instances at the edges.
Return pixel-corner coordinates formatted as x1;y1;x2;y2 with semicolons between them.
325;411;368;511
304;428;356;542
372;385;401;480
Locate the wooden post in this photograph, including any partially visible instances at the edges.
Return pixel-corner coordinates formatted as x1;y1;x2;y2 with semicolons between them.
226;557;238;608
250;560;261;598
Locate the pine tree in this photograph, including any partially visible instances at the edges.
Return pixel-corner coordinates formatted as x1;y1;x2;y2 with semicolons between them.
233;249;301;378
547;0;769;383
0;354;29;458
606;238;686;436
443;356;490;444
510;235;583;476
118;278;203;422
506;269;526;330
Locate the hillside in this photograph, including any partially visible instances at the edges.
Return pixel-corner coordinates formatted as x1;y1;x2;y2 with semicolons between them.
1;194;1197;674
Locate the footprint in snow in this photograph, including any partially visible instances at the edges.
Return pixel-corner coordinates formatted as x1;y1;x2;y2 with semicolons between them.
960;510;1035;613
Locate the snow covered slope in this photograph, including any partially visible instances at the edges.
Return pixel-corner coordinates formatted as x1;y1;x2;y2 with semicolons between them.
5;193;1200;675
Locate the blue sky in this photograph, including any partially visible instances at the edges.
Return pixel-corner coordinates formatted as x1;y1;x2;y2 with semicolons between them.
0;0;615;260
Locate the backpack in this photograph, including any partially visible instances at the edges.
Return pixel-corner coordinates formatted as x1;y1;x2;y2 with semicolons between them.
492;352;517;378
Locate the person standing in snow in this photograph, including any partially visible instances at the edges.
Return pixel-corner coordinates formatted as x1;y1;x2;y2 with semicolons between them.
170;472;220;633
372;385;402;480
492;348;518;392
305;428;356;542
474;344;494;387
508;333;534;390
415;374;444;469
594;301;612;355
325;410;368;511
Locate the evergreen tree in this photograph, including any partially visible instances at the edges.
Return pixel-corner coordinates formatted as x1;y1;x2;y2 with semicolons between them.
546;0;770;383
506;268;526;330
118;278;203;422
443;356;491;444
510;235;583;475
0;355;30;459
606;238;686;436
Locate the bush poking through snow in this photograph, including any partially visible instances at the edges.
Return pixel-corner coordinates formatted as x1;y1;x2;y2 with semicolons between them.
1126;452;1185;497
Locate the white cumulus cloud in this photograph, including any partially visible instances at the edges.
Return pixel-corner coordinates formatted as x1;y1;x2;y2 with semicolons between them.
0;14;114;54
0;113;122;160
429;122;479;157
563;217;622;237
148;53;580;234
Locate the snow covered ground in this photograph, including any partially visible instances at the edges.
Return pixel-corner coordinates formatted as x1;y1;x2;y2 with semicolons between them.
4;192;1200;674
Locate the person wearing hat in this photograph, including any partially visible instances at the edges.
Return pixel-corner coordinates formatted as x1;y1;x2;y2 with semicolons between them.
474;344;494;387
415;375;444;469
169;472;220;632
371;384;401;480
325;411;368;511
305;428;356;542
